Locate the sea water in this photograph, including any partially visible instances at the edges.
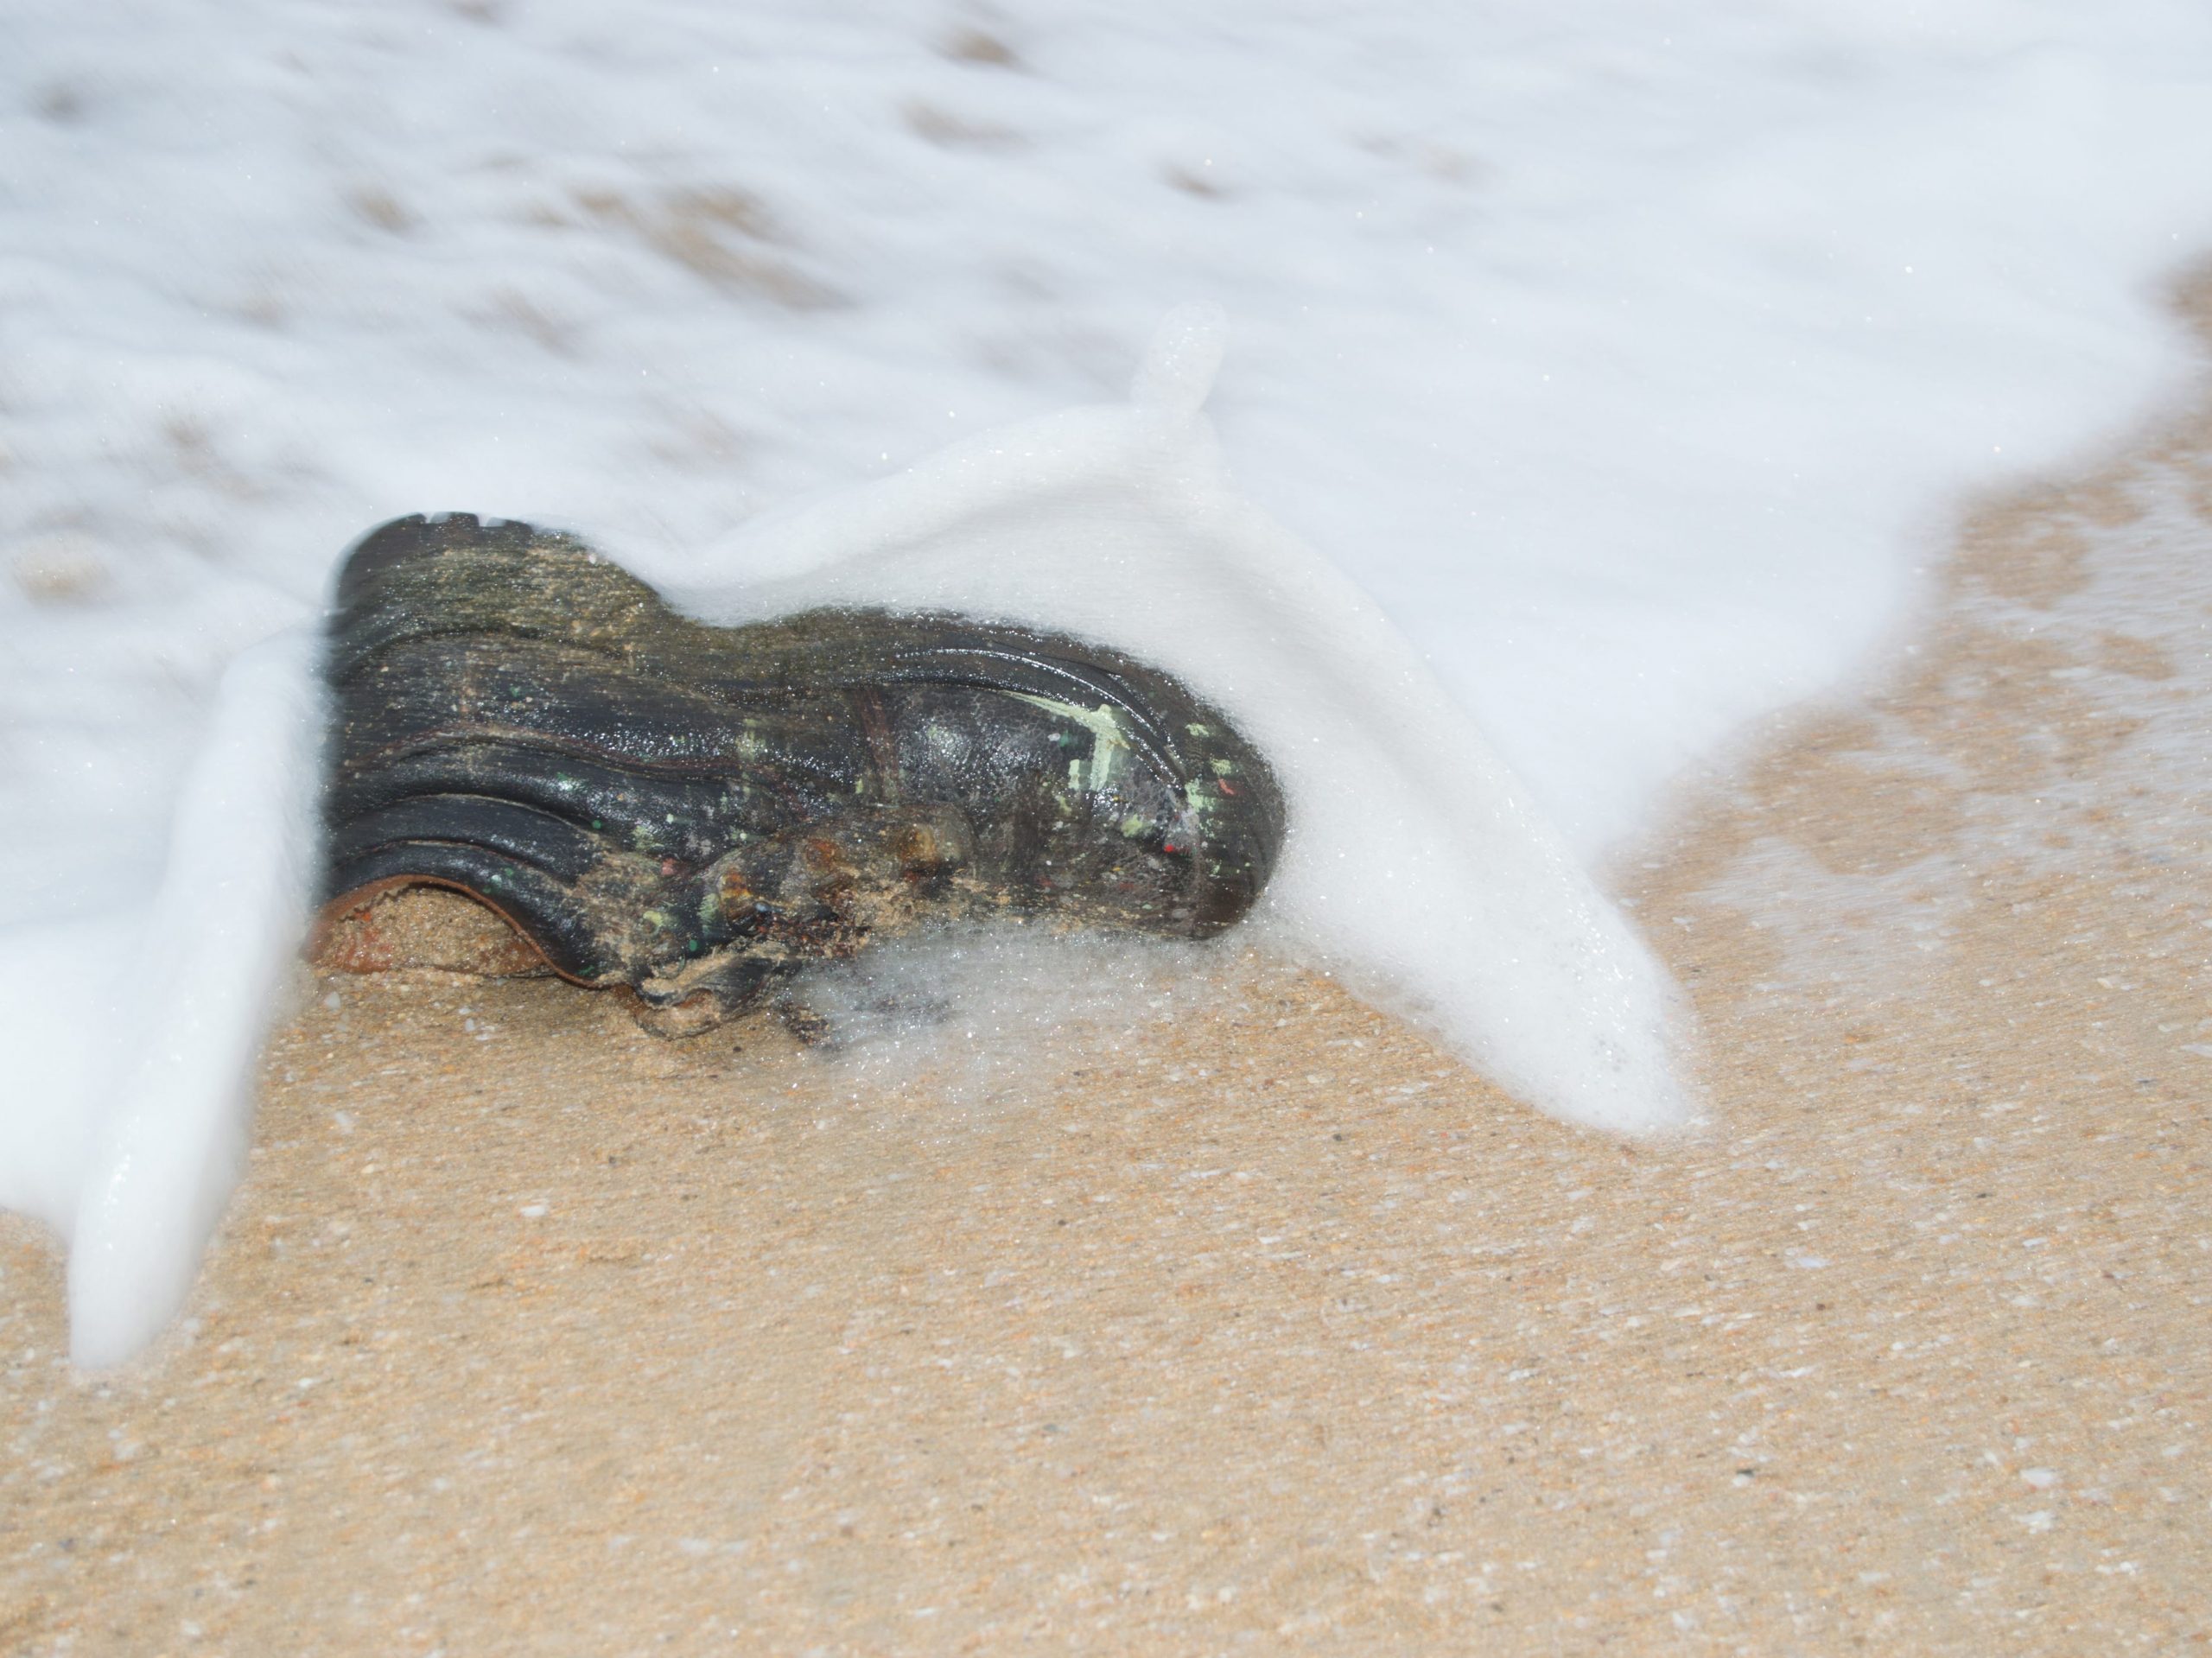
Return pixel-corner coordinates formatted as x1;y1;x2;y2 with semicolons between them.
3;1;2210;1362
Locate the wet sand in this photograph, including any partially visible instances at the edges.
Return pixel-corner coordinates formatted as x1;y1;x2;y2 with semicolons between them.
5;289;2211;1654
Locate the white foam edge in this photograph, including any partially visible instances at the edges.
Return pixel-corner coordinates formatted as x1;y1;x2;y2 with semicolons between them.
674;311;1695;1138
29;312;1694;1368
61;627;323;1368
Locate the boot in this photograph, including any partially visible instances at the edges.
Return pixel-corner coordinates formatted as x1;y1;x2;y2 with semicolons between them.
317;513;1285;1028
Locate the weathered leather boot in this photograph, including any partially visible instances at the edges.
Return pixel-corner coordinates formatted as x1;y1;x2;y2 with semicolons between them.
316;514;1285;1029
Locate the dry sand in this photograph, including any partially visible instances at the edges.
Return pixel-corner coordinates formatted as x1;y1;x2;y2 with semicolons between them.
6;289;2212;1654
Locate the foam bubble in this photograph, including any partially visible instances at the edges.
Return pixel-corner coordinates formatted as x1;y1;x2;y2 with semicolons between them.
1129;303;1230;421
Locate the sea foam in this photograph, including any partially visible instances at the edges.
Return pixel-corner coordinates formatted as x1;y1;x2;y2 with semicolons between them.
0;335;1688;1367
680;308;1691;1137
6;2;2212;1365
0;632;321;1367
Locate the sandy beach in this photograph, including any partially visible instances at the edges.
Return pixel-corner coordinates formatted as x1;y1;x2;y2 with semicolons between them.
4;283;2210;1653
